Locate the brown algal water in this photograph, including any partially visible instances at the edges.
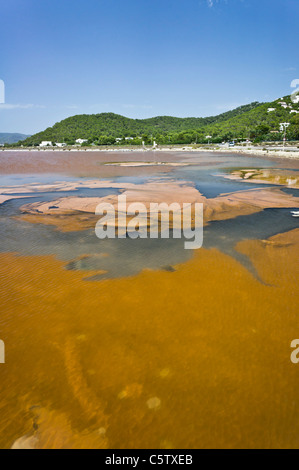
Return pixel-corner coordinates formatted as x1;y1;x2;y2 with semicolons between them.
0;229;298;449
0;150;299;449
0;149;298;177
0;150;190;177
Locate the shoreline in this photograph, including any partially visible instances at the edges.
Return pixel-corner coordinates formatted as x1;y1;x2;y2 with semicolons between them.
1;145;299;160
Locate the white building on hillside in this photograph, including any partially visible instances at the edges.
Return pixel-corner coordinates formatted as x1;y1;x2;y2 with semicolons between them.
76;138;88;144
40;141;52;147
278;101;288;109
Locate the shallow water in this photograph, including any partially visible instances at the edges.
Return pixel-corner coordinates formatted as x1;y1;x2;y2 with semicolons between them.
0;151;298;278
0;196;298;279
0;151;299;449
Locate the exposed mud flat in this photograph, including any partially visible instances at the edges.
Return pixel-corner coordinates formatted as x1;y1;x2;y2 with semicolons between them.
224;168;299;188
19;184;299;232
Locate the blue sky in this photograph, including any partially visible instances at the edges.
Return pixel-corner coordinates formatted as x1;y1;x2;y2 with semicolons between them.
0;0;298;134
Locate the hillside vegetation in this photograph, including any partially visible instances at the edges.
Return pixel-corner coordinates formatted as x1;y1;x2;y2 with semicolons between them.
19;95;299;146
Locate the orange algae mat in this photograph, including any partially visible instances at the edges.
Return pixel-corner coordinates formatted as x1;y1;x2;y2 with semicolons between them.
0;229;298;449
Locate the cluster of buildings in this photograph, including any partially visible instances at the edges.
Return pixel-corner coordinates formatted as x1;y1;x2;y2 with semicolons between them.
267;100;299;114
115;137;134;143
39;138;88;147
39;137;141;147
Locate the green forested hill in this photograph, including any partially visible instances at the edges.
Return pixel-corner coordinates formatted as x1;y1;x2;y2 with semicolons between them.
20;95;299;146
21;102;260;145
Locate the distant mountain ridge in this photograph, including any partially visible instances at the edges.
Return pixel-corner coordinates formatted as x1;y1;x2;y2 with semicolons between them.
0;133;30;144
18;95;299;146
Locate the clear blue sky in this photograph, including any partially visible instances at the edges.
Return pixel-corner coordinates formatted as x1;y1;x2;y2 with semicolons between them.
0;0;298;134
